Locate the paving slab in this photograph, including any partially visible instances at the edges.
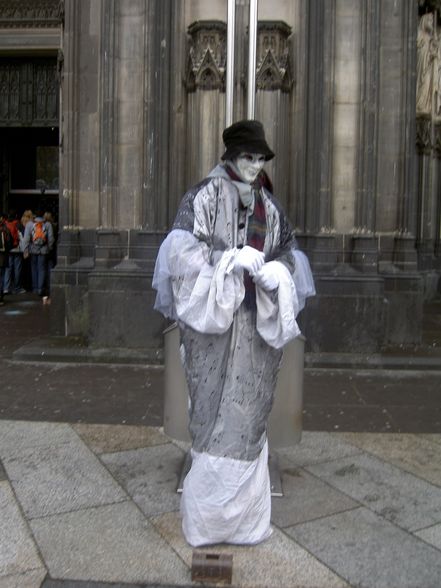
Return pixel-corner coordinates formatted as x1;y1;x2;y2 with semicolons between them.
336;432;441;487
306;453;441;531
0;569;47;588
415;523;441;551
72;423;169;454
29;502;189;585
275;431;362;467
286;507;441;588
421;433;441;446
151;511;350;588
0;421;79;455
0;482;45;579
271;460;359;528
100;444;184;516
41;580;193;588
1;431;127;518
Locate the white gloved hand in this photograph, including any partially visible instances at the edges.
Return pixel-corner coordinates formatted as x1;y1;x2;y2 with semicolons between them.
234;245;265;276
253;261;281;291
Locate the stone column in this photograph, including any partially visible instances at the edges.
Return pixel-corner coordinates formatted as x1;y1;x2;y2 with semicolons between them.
396;0;418;236
303;0;335;234
413;6;441;296
355;0;380;234
184;20;226;187
55;0;171;356
415;114;434;274
167;0;188;225
381;1;422;345
98;0;117;228
60;0;81;227
142;0;172;230
434;122;441;267
254;21;293;208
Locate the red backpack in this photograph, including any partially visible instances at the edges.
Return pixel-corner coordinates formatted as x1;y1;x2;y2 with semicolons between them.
32;221;48;247
5;220;19;249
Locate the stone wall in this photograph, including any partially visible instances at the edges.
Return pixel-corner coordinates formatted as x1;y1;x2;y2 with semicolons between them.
47;0;439;356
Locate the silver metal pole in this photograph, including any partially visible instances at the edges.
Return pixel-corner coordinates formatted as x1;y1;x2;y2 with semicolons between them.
247;0;258;119
226;0;235;127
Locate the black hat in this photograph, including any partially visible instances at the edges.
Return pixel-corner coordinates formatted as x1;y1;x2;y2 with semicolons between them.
221;120;275;161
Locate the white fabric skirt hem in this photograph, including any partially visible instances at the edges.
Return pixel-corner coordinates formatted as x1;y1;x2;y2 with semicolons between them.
180;440;272;547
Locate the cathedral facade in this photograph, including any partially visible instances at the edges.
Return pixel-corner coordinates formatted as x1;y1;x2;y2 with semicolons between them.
0;0;440;359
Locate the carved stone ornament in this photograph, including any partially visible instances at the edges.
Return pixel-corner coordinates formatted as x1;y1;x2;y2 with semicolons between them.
0;0;62;28
186;21;227;92
255;21;293;92
416;115;432;154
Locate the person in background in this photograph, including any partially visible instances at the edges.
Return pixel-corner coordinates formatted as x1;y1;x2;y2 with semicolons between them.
20;210;34;292
43;211;58;299
0;212;13;306
21;210;34;225
23;208;54;304
3;211;26;295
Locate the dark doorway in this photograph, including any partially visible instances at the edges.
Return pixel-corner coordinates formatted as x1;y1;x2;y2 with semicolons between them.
0;56;59;219
1;126;59;218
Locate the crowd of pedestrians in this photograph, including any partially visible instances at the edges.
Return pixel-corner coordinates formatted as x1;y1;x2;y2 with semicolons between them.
0;208;57;306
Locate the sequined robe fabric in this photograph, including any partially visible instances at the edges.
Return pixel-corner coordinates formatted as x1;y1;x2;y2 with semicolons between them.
173;165;297;461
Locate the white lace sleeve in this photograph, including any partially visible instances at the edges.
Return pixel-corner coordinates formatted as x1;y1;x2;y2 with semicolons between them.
255;261;301;349
292;249;316;311
152;229;245;334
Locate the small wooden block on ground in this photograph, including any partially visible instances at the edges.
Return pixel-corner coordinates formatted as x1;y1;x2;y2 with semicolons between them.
191;551;233;584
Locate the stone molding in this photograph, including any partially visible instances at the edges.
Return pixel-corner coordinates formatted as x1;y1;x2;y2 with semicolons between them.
256;21;293;92
434;121;441;157
0;0;62;28
416;115;432;153
186;21;226;92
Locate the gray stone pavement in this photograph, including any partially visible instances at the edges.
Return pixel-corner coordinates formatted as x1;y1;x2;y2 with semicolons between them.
2;421;441;587
1;293;441;587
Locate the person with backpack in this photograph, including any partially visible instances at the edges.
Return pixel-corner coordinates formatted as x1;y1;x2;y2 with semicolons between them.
0;212;13;306
3;211;26;295
23;208;54;303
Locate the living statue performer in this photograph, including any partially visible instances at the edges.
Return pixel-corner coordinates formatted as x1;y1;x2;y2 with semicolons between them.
153;120;315;546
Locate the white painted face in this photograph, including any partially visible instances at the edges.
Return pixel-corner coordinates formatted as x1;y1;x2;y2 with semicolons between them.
234;153;266;184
